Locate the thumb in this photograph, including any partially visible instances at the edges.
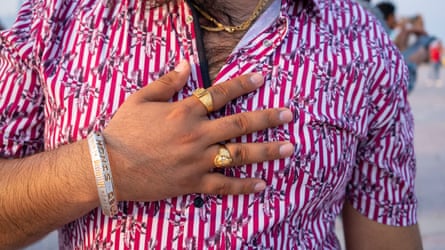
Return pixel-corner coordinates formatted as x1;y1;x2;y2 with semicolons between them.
134;60;191;102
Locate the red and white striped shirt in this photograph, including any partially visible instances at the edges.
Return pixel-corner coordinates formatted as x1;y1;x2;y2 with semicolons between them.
0;0;417;249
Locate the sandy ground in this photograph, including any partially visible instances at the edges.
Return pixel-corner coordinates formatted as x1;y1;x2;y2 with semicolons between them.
407;64;445;250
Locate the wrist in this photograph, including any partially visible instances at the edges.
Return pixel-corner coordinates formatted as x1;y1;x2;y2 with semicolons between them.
57;139;100;207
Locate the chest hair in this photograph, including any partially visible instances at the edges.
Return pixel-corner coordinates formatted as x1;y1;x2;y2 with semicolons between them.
201;31;247;83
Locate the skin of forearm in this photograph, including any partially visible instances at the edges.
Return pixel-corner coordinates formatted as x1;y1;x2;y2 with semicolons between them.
0;140;99;249
342;201;423;250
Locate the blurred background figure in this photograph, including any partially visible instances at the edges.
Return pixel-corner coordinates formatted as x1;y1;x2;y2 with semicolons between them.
376;1;437;93
428;39;443;84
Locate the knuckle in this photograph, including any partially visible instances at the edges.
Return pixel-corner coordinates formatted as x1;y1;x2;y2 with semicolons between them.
225;75;248;91
214;182;231;195
237;76;251;91
179;130;201;144
175;102;195;115
157;71;176;85
232;114;250;134
167;105;190;121
232;146;248;164
182;130;204;144
255;109;278;129
154;74;178;93
211;84;230;99
166;105;204;142
157;70;188;92
262;144;277;159
263;109;277;124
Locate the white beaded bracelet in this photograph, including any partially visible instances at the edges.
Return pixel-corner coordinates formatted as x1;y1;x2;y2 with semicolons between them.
87;132;118;216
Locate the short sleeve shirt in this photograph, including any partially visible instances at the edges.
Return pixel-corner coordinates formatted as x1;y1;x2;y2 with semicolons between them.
0;0;417;249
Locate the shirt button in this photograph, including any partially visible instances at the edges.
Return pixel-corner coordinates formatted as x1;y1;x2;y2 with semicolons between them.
186;15;194;24
263;39;273;47
194;197;205;208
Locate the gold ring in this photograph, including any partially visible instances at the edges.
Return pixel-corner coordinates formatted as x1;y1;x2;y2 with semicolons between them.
192;88;214;112
214;145;233;168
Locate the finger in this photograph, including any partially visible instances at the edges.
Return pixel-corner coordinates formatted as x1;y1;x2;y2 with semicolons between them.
199;174;267;195
132;60;191;102
186;73;265;115
202;108;293;143
206;142;294;169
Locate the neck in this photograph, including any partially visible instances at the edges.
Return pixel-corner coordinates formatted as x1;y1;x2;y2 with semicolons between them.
192;0;267;27
191;0;272;82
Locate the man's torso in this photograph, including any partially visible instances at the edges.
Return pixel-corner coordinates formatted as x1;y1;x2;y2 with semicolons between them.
0;0;415;249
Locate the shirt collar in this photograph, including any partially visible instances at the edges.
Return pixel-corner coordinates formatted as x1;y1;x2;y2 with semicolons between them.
278;0;323;20
148;0;322;15
234;0;323;54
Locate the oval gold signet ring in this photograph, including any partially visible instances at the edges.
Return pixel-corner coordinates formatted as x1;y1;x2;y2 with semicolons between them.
214;145;233;168
192;88;214;113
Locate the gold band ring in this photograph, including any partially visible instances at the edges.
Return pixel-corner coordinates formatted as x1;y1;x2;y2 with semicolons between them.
214;145;233;168
192;88;214;113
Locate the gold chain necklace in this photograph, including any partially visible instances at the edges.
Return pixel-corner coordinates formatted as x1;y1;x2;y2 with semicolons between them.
192;0;269;33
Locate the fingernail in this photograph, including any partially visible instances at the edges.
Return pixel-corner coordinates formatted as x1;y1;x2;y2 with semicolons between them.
174;60;187;72
279;109;293;122
254;182;266;192
250;73;264;86
280;143;294;156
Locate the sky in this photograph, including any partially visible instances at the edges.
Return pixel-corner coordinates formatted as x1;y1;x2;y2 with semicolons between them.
0;0;444;41
0;0;21;28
